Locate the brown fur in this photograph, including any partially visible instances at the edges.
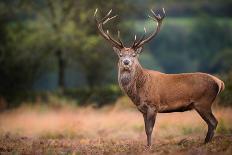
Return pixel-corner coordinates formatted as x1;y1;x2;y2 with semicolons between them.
95;9;225;147
120;65;224;114
117;49;225;146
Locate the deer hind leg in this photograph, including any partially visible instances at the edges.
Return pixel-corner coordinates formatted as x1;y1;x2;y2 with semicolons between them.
195;107;218;143
143;107;157;147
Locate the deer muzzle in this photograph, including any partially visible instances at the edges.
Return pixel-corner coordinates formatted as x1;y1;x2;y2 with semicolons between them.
121;58;132;71
123;59;130;66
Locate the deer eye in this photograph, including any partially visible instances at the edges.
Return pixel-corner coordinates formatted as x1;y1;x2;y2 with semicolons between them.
132;53;136;57
119;53;123;57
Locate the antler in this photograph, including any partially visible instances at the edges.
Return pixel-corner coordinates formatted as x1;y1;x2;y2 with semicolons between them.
94;9;124;49
132;8;166;49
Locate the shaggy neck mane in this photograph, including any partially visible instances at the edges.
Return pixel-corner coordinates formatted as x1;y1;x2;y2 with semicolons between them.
118;64;148;104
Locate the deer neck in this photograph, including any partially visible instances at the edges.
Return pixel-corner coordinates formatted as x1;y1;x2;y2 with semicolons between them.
118;63;148;101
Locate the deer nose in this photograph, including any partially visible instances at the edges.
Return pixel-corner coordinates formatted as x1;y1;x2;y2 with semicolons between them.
123;59;130;66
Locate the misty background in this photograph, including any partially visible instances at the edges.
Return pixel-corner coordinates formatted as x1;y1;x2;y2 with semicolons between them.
0;0;232;108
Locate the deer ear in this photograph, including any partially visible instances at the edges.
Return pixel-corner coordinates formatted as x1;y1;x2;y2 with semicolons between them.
113;47;120;53
136;47;143;54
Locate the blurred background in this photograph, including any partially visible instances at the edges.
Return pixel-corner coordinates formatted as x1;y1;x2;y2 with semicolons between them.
0;1;232;154
0;0;232;108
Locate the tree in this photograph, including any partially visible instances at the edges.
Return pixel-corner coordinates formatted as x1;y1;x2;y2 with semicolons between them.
7;0;135;90
0;2;49;105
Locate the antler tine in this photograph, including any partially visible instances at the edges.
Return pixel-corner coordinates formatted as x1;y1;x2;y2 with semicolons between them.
144;26;147;33
118;30;124;47
95;9;124;49
103;15;117;25
94;8;98;17
131;34;137;47
131;8;166;49
150;8;166;21
107;30;123;46
100;9;113;23
150;9;157;17
94;9;116;25
134;27;147;47
162;8;166;17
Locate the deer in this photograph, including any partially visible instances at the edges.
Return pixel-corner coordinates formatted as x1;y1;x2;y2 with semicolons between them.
94;8;225;147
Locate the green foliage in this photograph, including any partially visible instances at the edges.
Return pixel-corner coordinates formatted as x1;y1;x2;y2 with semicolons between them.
0;0;129;106
2;84;123;108
216;118;232;134
189;15;232;73
139;18;198;73
136;16;232;74
0;14;50;106
219;72;232;106
139;51;163;71
63;85;123;107
210;48;232;73
0;0;232;107
181;126;202;135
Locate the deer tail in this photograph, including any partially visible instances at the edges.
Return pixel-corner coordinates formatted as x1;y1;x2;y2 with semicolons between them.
210;75;225;96
219;80;225;94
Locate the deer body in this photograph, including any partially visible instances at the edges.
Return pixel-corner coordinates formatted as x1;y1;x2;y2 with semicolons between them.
119;65;224;114
95;8;225;147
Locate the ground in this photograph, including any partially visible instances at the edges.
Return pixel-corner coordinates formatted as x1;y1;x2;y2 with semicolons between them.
0;133;232;154
0;97;232;154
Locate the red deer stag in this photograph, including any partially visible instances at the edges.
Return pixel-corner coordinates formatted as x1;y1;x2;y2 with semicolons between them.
94;8;225;147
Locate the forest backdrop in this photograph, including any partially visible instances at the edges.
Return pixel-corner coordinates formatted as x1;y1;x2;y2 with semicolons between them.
0;0;232;108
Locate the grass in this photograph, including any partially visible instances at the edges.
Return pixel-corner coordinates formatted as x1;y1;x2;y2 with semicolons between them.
217;118;232;134
181;126;203;135
0;97;232;154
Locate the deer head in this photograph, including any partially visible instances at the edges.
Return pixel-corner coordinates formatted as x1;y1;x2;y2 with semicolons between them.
94;8;166;72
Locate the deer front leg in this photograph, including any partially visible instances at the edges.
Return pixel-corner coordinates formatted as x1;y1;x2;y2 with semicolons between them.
143;107;157;147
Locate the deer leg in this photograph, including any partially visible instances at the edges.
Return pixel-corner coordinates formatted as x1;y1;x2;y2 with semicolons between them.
195;107;218;143
143;107;157;147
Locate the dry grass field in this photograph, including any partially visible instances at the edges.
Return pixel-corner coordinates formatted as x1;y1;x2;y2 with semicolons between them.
0;97;232;154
